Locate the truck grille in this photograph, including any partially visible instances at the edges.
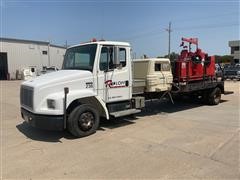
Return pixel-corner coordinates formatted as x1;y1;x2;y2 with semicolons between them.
20;86;33;109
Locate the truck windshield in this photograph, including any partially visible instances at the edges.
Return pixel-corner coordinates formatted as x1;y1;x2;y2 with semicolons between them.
62;44;97;71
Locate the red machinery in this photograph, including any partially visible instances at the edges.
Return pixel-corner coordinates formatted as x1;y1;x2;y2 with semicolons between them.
174;38;215;82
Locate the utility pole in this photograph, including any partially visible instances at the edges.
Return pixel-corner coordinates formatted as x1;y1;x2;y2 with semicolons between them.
166;22;172;59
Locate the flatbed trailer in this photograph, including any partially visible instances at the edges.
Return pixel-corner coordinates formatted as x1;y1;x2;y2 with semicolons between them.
171;78;225;105
20;39;232;138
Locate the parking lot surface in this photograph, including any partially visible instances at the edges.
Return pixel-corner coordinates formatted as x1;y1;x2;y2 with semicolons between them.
1;81;239;179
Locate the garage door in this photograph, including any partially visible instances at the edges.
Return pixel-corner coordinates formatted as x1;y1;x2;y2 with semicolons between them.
0;52;8;80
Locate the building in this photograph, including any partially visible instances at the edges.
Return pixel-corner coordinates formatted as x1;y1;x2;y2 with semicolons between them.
229;40;240;64
0;37;66;80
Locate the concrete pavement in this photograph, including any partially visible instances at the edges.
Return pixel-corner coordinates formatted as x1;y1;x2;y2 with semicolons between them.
1;81;239;179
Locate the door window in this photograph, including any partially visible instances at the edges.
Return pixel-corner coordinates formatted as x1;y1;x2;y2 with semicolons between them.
155;62;170;71
100;47;108;71
119;48;126;67
99;46;114;71
155;63;161;71
100;46;127;71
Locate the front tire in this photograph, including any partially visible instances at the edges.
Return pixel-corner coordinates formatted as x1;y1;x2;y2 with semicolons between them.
68;104;100;137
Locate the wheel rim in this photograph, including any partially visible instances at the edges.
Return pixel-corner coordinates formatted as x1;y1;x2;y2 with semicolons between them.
78;112;95;131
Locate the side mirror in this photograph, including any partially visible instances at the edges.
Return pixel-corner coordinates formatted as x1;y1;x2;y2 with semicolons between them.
114;46;120;66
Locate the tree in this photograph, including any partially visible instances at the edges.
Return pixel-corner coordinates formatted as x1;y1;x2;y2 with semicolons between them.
162;52;179;62
215;55;233;64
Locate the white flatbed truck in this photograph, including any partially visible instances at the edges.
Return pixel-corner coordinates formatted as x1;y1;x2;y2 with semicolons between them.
20;40;227;137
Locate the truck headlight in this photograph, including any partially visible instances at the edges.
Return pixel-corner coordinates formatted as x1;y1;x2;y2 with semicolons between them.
47;99;56;109
237;71;240;75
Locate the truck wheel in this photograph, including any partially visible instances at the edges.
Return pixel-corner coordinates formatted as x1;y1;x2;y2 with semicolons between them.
68;104;100;137
208;87;221;105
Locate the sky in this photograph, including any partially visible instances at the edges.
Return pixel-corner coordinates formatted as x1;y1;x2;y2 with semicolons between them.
0;0;239;57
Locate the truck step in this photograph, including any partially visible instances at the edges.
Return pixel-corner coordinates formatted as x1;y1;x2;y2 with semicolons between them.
110;109;141;118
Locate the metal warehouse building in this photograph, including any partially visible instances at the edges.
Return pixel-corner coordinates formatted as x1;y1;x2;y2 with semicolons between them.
229;40;240;64
0;37;66;80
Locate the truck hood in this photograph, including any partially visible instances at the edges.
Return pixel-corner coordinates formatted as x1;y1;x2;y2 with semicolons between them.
21;69;95;114
22;70;93;88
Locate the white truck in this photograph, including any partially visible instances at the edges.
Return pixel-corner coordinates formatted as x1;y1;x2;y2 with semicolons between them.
20;40;173;137
20;40;227;137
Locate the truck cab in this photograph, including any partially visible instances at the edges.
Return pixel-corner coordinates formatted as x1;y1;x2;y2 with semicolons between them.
21;40;137;137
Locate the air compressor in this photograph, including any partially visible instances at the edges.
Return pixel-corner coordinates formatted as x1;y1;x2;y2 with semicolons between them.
174;37;215;82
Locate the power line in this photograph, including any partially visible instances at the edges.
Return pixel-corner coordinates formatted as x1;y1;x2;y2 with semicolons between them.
108;11;238;40
115;22;239;42
117;29;163;41
174;22;239;30
172;11;239;24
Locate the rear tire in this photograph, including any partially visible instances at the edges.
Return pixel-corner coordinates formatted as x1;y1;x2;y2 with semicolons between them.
68;104;100;137
207;87;222;105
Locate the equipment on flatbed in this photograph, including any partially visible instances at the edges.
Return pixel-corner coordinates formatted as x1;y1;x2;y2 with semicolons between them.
133;58;173;94
174;38;215;82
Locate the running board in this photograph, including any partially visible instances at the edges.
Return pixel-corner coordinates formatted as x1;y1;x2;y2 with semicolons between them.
110;109;141;118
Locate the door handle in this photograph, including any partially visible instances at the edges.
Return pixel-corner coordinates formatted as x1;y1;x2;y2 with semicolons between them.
125;81;129;87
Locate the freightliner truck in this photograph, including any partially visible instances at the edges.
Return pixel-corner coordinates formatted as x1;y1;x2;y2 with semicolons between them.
20;38;228;137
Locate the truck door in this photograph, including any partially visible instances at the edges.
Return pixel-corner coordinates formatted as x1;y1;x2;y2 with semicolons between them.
97;45;131;103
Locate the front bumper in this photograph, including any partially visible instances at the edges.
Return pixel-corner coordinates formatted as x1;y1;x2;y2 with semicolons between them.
21;108;64;131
